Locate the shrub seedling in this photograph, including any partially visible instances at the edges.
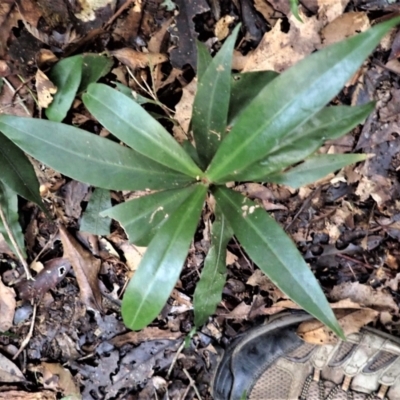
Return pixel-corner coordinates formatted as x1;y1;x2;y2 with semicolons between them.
1;19;399;336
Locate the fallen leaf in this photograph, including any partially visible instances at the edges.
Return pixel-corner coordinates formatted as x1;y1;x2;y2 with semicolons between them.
59;224;102;311
215;15;236;41
111;48;168;71
37;362;81;398
240;1;350;73
0;277;15;332
118;242;146;275
247;270;286;302
0;391;56;400
0;352;26;383
35;69;57;108
297;308;379;344
173;78;197;143
330;282;398;313
111;327;182;347
321;12;370;46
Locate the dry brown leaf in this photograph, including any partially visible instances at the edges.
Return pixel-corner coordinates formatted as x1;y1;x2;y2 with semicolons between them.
36;362;80;398
0;277;15;332
59;225;102;311
321;12;370;46
111;327;182;347
247;270;286;302
173;78;197;143
239;1;349;73
240;12;322;72
0;2;19;57
35;69;57;108
36;49;58;67
214;15;235;41
330;282;398;313
74;0;116;22
222;301;252;319
148;17;174;53
226;250;238;265
117;243;146;275
0;391;56;400
297;308;379;345
111;48;168;71
0;352;26;383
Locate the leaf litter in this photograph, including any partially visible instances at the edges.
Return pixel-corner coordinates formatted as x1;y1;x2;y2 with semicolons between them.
0;0;400;398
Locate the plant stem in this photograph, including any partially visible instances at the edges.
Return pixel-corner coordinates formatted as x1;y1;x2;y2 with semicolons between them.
0;203;32;280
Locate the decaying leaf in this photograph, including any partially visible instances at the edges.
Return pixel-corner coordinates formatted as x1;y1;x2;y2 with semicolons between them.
35;69;57;108
34;362;81;399
215;15;236;41
0;277;15;332
173;78;197;143
0;391;56;400
59;224;102;311
238;1;351;73
74;0;116;22
110;326;182;347
110;48;168;71
0;352;26;383
321;12;370;46
297;308;379;344
330;282;399;313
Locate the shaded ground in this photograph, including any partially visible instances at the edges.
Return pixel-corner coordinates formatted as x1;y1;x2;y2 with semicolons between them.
1;0;400;399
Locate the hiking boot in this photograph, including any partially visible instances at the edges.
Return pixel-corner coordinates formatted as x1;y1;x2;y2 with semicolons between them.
211;312;400;400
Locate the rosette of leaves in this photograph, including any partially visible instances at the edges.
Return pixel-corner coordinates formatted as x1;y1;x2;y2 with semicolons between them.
0;19;398;336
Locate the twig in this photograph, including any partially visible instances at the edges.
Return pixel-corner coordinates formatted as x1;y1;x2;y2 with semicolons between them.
104;0;134;29
232;236;253;271
2;78;31;116
336;253;373;271
285;187;322;231
167;340;185;379
0;203;32;280
182;368;202;400
13;302;37;360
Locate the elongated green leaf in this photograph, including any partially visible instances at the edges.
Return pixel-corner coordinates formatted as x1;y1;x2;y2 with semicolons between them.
79;54;113;93
193;205;233;327
0;132;44;209
101;185;198;246
121;184;207;330
0;182;26;258
46;55;83;122
266;153;367;188
213;186;343;337
181;140;202;167
0;116;195;191
207;18;400;183
226;103;374;182
290;0;303;22
83;83;202;178
196;41;212;80
228;71;278;124
80;188;111;235
192;25;240;166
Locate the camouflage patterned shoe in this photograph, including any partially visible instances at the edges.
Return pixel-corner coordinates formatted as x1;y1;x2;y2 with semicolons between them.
212;312;400;400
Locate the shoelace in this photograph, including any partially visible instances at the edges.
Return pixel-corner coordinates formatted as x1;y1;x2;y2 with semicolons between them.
299;371;387;400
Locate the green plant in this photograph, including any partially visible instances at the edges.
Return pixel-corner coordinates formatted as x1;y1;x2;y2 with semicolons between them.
0;19;398;336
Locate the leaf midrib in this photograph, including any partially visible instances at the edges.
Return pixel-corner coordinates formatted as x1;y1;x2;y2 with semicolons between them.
0;122;185;178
